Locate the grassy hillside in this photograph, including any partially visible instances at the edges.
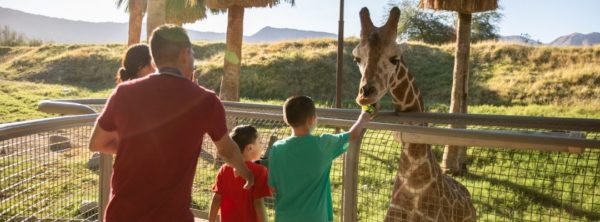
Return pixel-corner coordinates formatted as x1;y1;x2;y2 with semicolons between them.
1;39;599;123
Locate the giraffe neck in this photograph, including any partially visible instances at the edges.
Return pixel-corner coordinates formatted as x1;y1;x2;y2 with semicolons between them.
388;58;424;113
388;58;440;187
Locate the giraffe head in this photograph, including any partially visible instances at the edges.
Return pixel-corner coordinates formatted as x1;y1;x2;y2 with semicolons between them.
354;7;402;108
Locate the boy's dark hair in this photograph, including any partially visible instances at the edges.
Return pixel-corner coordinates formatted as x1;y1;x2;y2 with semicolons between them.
283;96;316;128
230;125;258;152
149;24;192;66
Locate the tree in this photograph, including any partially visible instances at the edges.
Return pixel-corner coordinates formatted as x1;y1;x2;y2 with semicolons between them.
0;25;43;46
145;0;166;40
116;0;147;45
206;0;295;102
395;0;455;44
469;11;502;42
392;0;502;44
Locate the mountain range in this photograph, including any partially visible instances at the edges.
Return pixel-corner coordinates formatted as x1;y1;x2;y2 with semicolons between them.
0;6;598;46
0;6;335;44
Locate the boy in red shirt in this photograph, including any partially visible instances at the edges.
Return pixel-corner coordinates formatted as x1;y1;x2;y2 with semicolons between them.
209;125;272;222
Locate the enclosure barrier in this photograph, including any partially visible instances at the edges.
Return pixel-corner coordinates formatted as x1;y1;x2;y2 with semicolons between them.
0;100;599;221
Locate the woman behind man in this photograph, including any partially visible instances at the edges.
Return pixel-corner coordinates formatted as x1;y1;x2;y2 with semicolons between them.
116;43;155;83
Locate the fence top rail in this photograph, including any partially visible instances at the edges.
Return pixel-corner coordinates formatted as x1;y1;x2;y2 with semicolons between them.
41;99;600;132
227;110;600;150
222;101;600;132
1;104;599;152
0;114;98;140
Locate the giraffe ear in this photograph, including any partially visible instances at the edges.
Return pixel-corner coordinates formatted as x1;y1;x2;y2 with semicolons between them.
383;7;401;38
359;7;375;39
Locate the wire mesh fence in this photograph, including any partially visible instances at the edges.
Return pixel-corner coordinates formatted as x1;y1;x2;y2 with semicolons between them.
1;103;600;221
190;113;600;222
0;125;99;222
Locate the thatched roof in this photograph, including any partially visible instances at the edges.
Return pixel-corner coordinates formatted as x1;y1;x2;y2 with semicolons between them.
206;0;293;9
419;0;497;13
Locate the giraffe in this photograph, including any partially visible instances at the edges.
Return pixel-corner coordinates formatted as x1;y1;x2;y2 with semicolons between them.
353;7;476;222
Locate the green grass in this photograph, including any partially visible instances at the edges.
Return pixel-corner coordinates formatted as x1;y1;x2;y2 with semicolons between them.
0;80;110;123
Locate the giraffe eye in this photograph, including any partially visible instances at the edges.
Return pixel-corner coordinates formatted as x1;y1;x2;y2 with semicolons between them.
390;56;400;65
353;57;362;63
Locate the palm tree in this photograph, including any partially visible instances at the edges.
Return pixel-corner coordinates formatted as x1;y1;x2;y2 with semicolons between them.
167;0;224;26
206;0;295;101
145;0;167;40
116;0;147;45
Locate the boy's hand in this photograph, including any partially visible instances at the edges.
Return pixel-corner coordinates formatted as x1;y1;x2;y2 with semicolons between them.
358;111;371;124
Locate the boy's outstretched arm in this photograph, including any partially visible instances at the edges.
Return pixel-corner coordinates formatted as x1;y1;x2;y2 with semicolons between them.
208;193;221;222
254;198;268;222
214;135;255;189
348;111;371;141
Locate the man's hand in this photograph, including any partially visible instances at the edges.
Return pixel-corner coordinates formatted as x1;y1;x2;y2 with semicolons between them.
214;134;255;189
236;167;255;189
89;121;119;154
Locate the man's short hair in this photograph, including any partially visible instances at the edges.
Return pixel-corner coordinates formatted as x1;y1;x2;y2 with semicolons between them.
283;96;316;128
149;24;192;66
230;125;258;152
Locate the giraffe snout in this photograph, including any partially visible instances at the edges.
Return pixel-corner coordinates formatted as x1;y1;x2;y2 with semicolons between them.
360;85;377;97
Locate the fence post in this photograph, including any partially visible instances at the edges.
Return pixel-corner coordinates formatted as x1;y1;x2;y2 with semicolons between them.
98;153;113;220
342;129;366;222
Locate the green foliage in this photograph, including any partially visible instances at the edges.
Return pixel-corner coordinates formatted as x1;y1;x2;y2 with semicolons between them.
394;0;455;44
470;11;502;42
391;0;502;44
0;26;43;47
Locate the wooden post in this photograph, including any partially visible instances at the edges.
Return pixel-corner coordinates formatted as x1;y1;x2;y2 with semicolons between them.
127;0;145;46
341;130;365;222
146;0;166;40
335;0;344;109
219;6;244;101
98;154;113;220
442;12;471;175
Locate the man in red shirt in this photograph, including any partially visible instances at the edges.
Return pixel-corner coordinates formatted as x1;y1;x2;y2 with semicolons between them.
89;25;254;222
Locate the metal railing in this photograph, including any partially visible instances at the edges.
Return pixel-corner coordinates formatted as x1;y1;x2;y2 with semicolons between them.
0;99;599;221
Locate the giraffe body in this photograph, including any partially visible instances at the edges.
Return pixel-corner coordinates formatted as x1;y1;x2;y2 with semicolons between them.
353;7;476;222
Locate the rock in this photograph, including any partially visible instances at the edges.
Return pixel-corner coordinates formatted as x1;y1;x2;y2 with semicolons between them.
87;153;100;171
79;201;98;219
49;135;71;152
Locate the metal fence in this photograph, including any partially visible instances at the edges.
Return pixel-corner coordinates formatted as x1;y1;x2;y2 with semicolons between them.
1;100;600;221
0;115;99;222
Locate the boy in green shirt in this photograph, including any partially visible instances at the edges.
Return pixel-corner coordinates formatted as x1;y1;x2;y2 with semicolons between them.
268;96;371;222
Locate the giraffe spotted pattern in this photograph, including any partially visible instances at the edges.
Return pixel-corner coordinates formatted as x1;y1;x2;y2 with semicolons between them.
353;7;476;222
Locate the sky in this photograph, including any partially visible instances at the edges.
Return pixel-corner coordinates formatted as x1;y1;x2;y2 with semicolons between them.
0;0;598;43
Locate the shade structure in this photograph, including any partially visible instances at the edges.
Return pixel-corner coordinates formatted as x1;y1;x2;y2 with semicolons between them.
419;0;497;13
205;0;273;9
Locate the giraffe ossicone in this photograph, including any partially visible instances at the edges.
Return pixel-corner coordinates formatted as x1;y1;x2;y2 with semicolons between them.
353;6;476;222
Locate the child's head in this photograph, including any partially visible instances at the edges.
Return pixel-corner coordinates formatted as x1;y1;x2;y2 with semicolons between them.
230;125;261;161
283;96;317;129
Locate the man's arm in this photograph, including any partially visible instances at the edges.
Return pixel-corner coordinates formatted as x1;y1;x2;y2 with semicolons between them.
348;111;371;142
213;134;254;189
254;198;268;222
208;193;221;222
88;121;119;154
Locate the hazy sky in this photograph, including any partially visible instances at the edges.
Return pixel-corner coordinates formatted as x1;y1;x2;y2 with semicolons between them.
0;0;598;43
